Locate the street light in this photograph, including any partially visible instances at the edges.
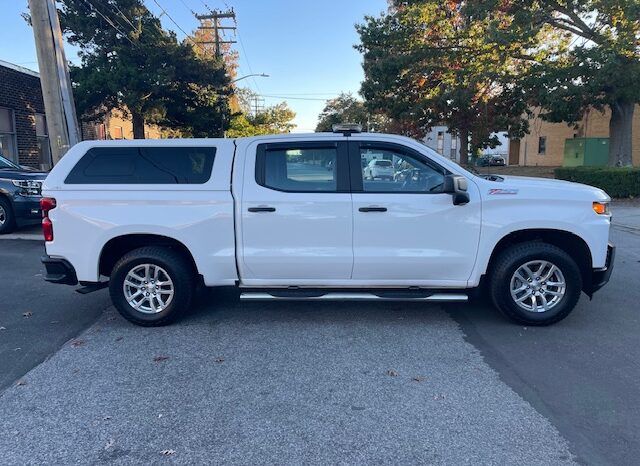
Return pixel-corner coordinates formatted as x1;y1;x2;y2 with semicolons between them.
230;73;269;84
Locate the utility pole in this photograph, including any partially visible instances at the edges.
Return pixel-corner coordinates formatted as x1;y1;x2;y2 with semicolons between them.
28;0;80;165
252;95;265;117
195;9;237;59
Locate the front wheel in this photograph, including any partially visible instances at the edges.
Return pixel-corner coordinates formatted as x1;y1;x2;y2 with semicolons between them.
0;197;16;234
489;243;582;326
109;246;195;326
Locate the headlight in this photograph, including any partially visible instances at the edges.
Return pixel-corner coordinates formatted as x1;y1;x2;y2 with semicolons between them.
11;179;43;196
592;201;610;215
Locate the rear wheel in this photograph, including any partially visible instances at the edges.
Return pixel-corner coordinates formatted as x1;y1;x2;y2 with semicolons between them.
0;197;16;234
489;242;582;326
109;246;195;326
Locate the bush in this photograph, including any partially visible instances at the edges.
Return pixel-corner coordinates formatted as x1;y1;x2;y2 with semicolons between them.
554;166;640;198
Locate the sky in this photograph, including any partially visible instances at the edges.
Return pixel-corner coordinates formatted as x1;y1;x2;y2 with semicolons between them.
0;0;388;132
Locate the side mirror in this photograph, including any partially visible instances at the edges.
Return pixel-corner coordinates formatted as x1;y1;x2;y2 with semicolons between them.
443;175;470;206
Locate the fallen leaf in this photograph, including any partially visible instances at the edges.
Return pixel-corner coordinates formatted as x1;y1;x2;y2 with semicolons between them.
12;347;21;352
386;369;398;377
412;376;426;382
433;394;446;400
115;337;123;342
154;356;169;362
214;357;225;363
22;312;32;318
16;380;26;386
160;449;175;456
50;321;59;324
0;326;6;330
71;340;85;348
104;439;115;450
103;416;112;421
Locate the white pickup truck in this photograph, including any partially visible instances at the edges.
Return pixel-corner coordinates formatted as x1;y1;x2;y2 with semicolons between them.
40;126;615;326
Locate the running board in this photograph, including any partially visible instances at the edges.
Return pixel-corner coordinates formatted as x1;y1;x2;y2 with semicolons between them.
240;292;468;302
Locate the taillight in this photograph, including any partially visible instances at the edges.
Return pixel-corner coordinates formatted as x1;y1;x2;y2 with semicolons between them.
40;197;56;241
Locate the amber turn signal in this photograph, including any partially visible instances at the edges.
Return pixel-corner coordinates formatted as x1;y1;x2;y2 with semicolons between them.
592;202;609;215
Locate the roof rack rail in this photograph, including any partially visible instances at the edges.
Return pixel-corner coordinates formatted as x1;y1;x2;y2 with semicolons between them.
332;123;362;136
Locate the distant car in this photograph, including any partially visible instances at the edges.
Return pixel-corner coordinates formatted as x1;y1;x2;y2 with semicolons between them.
364;159;394;180
0;153;47;234
477;155;506;167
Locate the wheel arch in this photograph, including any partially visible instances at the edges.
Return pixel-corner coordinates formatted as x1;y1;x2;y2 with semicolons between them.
99;234;199;278
484;229;593;294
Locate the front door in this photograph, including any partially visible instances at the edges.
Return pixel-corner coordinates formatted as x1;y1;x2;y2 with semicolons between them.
350;141;481;287
240;140;353;285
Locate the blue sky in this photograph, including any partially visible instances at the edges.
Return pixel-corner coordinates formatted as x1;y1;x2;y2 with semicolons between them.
0;0;388;132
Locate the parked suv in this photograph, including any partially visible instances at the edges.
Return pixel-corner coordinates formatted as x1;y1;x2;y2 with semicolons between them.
0;153;46;234
364;159;394;180
39;126;614;327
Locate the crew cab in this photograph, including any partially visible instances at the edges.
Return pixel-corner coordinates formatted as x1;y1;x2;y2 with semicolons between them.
40;126;615;326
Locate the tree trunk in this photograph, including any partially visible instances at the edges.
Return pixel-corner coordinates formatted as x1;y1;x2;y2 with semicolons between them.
609;101;634;167
459;127;470;165
132;111;145;139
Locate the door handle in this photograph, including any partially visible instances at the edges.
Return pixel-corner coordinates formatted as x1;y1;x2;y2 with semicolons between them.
359;206;387;213
248;206;276;213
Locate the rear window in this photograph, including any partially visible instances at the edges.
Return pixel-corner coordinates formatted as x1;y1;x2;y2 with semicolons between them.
65;147;215;184
375;160;392;167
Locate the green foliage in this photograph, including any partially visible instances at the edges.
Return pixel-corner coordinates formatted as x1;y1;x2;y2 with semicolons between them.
554;166;640;197
356;1;538;163
226;101;296;138
59;0;230;138
315;93;389;132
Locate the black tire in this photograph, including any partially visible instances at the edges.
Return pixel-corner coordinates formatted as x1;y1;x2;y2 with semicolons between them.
0;197;16;234
489;242;582;326
109;246;195;326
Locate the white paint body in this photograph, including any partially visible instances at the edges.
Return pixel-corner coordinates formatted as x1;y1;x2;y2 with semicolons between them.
42;133;612;289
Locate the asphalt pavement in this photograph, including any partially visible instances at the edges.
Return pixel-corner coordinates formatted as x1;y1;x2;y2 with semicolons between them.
0;203;638;465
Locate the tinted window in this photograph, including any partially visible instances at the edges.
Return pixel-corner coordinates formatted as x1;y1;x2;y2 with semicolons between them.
65;147;215;184
361;147;446;193
257;146;338;192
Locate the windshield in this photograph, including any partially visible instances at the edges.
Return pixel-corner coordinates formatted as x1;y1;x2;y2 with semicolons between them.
0;153;20;169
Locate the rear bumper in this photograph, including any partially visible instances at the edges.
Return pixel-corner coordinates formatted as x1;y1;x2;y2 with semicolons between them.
41;255;78;285
588;243;615;296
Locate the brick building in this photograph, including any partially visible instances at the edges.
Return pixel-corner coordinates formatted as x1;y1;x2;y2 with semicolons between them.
509;106;640;167
0;60;50;169
1;60;163;170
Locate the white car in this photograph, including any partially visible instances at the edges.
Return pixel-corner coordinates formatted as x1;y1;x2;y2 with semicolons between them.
364;159;394;180
39;125;614;327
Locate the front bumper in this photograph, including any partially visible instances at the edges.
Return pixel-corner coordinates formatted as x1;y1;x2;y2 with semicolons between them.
12;195;42;226
41;255;78;285
588;243;615;296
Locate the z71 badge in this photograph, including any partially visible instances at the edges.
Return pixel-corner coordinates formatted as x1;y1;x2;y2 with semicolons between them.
489;188;519;195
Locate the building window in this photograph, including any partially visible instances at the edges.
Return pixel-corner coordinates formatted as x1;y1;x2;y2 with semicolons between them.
450;137;458;159
111;126;124;140
0;107;17;162
436;131;445;155
35;114;51;170
97;123;106;140
538;136;547;155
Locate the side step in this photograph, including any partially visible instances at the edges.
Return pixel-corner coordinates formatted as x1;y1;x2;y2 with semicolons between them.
240;291;468;302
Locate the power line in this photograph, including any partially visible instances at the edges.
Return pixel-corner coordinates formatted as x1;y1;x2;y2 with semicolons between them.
151;0;206;53
110;2;137;32
81;0;136;46
261;95;334;101
177;0;197;17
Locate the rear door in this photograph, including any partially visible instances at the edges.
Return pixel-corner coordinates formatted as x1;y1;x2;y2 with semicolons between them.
349;140;481;287
239;140;353;285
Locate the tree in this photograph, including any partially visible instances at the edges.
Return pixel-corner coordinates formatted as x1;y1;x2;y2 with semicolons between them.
58;0;231;138
466;0;640;166
226;89;296;137
356;1;537;164
315;93;390;132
